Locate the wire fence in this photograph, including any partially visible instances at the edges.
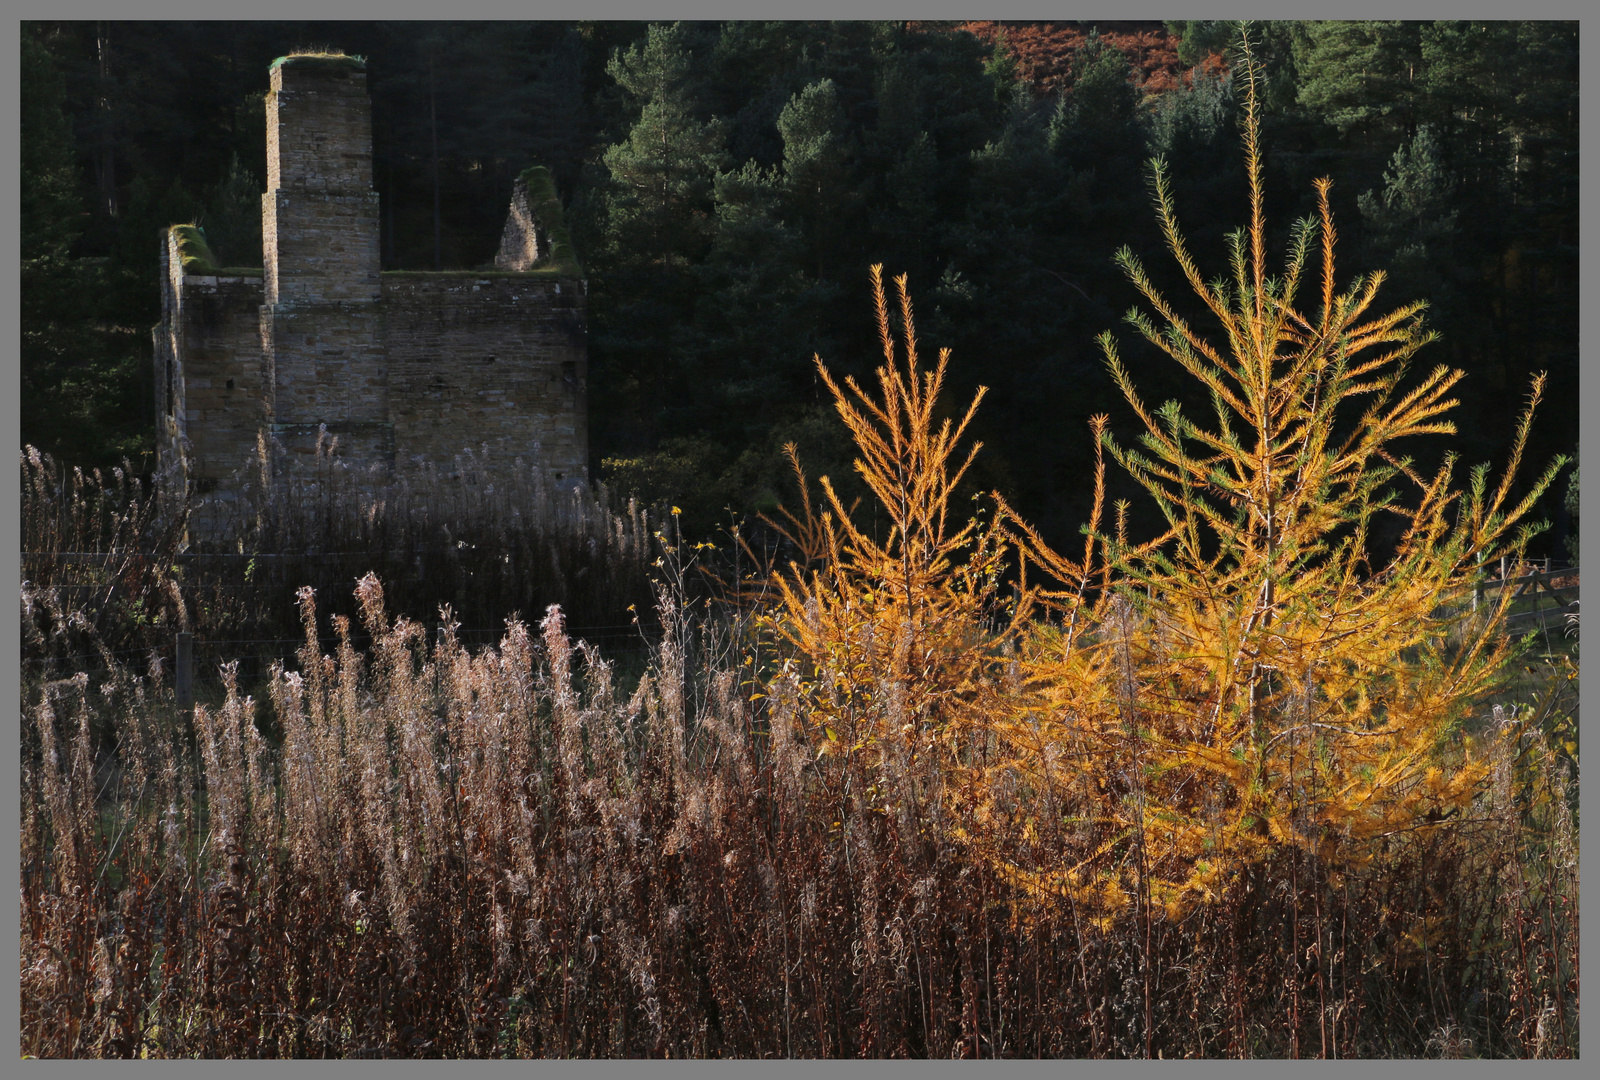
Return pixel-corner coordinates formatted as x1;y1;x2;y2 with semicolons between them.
25;544;1574;702
22;535;666;664
20;620;668;691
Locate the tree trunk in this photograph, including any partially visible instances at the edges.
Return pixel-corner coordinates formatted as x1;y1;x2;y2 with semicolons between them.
430;52;442;270
95;22;117;218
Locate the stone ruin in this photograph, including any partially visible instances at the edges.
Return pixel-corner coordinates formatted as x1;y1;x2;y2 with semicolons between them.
153;53;588;508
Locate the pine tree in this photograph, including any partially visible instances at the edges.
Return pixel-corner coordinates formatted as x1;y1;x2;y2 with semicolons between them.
1293;20;1424;144
22;27;93;461
600;22;729;267
1165;20;1237;69
1356;124;1461;313
688;162;810;422
21;30;82;262
590;22;729;454
777;78;856;282
1067;32;1140;139
22;26;157;467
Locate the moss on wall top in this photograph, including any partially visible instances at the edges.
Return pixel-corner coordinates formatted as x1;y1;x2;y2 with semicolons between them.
169;224;263;277
380;269;576;282
270;52;367;72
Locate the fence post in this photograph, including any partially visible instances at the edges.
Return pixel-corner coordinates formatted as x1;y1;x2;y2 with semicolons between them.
176;631;194;708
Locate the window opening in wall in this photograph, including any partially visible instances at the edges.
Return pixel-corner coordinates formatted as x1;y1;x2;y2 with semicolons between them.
226;378;235;390
562;361;576;385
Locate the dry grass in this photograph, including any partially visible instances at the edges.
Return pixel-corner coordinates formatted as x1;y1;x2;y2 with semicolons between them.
18;559;1579;1057
21;437;657;693
20;446;189;683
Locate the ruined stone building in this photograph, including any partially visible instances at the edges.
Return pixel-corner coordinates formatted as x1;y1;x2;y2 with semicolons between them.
154;53;588;501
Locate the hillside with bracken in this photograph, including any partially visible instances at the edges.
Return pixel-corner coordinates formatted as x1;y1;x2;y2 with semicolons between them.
951;20;1230;96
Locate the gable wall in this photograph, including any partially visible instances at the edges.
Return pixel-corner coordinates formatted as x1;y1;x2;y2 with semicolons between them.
178;275;268;485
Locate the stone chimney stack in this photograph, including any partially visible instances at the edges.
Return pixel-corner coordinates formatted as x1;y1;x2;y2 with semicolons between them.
259;54;391;465
263;55;381;303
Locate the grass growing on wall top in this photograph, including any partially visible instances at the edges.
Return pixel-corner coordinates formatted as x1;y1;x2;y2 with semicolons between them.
381;269;577;282
270;51;366;71
169;223;263;277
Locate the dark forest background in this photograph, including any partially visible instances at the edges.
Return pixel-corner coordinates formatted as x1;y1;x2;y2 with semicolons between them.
20;20;1579;559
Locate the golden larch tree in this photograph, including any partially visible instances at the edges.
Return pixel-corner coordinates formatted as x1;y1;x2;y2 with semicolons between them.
975;30;1567;921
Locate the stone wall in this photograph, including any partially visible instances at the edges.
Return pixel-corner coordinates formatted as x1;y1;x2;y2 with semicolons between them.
156;230;267;489
263;191;382;304
383;274;588;481
178;275;268;484
153;233;185;487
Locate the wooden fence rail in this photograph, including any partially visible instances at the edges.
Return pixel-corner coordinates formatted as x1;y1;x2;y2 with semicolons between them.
1467;559;1578;637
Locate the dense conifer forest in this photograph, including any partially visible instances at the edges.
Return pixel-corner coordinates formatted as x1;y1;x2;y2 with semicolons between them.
20;20;1578;556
